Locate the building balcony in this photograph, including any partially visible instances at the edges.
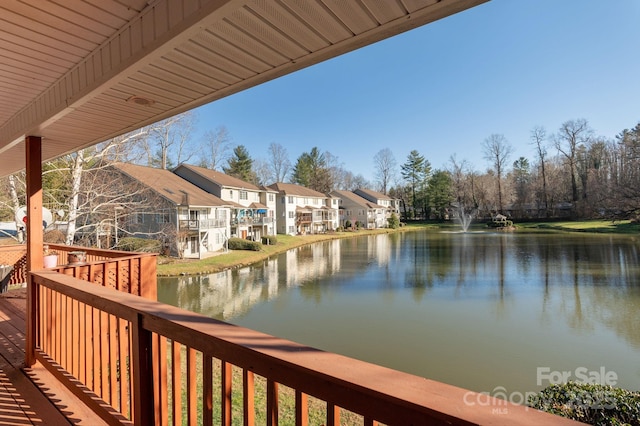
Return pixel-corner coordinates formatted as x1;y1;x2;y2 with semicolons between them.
234;217;274;226
179;218;226;230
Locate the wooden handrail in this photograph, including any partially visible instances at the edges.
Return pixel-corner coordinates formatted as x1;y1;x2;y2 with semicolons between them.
30;271;582;425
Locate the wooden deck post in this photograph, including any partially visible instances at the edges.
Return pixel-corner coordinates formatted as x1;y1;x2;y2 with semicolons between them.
132;313;154;425
25;135;43;366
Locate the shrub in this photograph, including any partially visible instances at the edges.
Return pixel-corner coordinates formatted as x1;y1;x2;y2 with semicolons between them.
528;382;640;425
261;235;277;245
228;237;262;251
387;213;400;229
345;220;352;229
116;237;161;253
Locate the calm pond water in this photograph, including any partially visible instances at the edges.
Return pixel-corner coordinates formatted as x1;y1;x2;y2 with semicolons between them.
158;230;640;396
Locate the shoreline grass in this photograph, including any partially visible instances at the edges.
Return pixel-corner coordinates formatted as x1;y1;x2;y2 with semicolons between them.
156;224;435;277
156;219;639;277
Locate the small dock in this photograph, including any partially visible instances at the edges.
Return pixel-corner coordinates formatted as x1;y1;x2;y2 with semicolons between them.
0;288;104;425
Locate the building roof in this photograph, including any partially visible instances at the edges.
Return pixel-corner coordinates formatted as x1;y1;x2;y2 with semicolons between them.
331;190;384;209
355;188;393;201
0;0;487;178
268;182;327;198
111;163;228;207
175;164;260;191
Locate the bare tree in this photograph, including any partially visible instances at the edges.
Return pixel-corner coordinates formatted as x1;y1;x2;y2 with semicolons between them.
266;142;291;183
142;111;196;169
340;171;370;191
373;148;397;195
0;173;25;241
448;155;475;208
554;119;593;203
200;125;231;170
482;134;513;214
253;158;271;186
530;126;549;214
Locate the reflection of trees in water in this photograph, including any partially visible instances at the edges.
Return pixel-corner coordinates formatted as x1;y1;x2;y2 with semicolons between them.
159;232;640;348
530;235;640;348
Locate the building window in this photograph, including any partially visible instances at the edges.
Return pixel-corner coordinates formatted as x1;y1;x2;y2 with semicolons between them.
288;211;295;218
288;196;294;203
155;212;170;223
229;190;233;197
313;198;318;205
269;194;274;202
288;225;295;234
134;213;144;224
240;191;248;200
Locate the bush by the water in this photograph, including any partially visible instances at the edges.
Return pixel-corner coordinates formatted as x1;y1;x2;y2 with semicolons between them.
387;213;400;229
528;382;640;425
261;235;277;245
116;237;161;253
228;237;262;251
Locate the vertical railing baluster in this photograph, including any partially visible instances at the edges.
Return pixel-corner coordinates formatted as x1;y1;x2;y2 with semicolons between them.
187;347;197;425
221;361;232;426
118;317;129;417
203;354;213;426
295;391;308;426
92;306;100;394
78;301;86;383
132;313;154;425
243;370;255;426
171;340;182;426
100;308;109;400
67;295;72;370
267;379;278;426
158;336;168;426
71;297;79;377
109;314;119;406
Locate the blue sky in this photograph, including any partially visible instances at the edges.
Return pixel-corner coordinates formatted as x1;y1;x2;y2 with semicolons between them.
193;0;640;182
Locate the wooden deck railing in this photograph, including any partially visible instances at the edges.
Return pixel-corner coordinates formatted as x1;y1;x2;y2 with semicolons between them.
29;270;581;426
0;244;157;299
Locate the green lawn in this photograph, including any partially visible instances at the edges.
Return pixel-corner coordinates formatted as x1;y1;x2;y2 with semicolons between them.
517;219;640;234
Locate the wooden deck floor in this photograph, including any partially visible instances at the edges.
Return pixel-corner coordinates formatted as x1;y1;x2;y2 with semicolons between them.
0;287;106;425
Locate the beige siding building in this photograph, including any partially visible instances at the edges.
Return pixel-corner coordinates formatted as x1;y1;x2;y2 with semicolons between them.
109;163;231;259
268;183;339;235
331;190;387;229
174;164;277;240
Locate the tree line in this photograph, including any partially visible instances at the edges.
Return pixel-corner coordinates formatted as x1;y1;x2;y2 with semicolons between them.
1;114;639;246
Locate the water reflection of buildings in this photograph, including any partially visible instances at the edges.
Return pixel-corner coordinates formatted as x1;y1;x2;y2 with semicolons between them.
170;239;343;319
283;239;342;286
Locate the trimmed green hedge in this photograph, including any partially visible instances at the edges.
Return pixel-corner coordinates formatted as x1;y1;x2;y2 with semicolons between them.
528;382;640;425
228;237;262;251
261;235;278;245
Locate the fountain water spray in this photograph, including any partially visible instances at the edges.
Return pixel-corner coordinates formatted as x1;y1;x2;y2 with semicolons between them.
456;206;476;232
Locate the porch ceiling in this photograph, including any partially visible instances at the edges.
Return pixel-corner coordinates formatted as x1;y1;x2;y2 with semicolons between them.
0;0;488;178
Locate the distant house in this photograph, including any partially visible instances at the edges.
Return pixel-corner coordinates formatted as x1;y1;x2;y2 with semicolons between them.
268;183;339;235
331;190;387;229
108;163;231;259
353;188;400;220
173;164;276;240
